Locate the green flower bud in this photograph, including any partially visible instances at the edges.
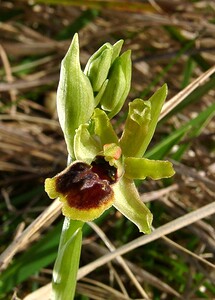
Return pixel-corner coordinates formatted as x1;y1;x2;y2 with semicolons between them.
84;39;124;94
111;39;124;63
84;43;113;92
57;33;94;157
100;50;131;119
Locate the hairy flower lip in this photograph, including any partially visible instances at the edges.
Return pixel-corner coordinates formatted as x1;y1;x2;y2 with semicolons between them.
45;156;120;221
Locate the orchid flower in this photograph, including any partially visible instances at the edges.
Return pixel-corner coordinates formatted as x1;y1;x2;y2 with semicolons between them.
44;34;174;234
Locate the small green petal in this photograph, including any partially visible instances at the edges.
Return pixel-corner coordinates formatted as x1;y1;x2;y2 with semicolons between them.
92;108;119;146
74;123;101;164
113;177;153;233
124;157;175;180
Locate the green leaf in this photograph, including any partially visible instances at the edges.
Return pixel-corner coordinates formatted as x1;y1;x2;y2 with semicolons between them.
0;213;110;298
124;157;175;180
52;219;84;300
113;177;153;233
57;33;94;157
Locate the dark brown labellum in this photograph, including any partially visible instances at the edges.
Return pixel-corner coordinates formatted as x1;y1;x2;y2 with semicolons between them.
55;157;117;210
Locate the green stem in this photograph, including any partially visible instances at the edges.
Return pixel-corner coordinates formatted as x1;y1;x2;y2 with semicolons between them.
51;218;84;300
52;156;84;300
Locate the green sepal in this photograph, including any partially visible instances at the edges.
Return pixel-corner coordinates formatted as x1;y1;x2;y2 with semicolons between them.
113;177;153;233
120;98;151;157
124;157;175;180
84;43;113;92
100;50;132;119
74;123;101;164
92;108;119;146
57;33;94;157
141;84;167;155
120;84;168;157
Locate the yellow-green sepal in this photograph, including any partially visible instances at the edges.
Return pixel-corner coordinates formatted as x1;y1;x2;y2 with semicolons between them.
120;84;168;158
124;157;175;180
113;177;153;234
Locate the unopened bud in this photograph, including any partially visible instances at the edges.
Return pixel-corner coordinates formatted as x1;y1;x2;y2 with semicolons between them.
100;50;131;119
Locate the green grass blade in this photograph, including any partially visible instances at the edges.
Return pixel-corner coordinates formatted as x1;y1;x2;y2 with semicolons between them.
171;103;215;161
146;103;215;160
140;41;194;98
181;58;196;89
0;211;110;298
163;76;215;120
0;222;62;298
164;26;210;71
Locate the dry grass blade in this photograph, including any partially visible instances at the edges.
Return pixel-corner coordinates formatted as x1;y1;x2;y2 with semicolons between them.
23;201;215;300
172;160;215;191
78;201;215;279
0;199;62;271
161;235;215;269
0;74;59;91
0;114;59;128
89;222;150;299
159;65;215;120
141;183;179;202
77;278;131;300
0;45;17;113
86;242;181;298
